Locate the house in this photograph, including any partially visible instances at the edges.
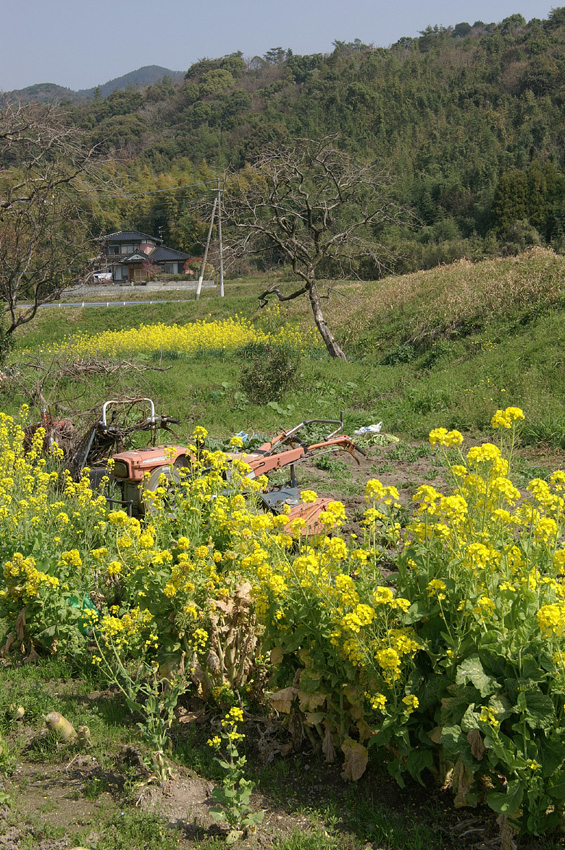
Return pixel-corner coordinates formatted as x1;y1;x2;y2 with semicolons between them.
96;230;191;282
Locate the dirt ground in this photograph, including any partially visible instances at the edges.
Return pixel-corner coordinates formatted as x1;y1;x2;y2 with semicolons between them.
299;436;565;534
0;735;513;850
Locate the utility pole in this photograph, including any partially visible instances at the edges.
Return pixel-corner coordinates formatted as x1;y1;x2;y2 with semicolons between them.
217;179;224;297
196;195;217;300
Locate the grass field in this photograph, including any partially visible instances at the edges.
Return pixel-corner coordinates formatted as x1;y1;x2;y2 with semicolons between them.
9;248;565;446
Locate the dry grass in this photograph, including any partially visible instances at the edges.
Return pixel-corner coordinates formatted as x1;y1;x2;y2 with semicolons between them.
276;249;565;352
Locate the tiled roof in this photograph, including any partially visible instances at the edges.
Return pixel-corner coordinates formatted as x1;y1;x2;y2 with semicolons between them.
99;230;162;243
150;246;190;261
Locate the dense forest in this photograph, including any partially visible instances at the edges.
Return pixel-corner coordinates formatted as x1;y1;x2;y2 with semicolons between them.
41;9;565;275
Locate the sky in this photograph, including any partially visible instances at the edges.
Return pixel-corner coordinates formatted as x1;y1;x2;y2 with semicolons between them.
0;0;557;92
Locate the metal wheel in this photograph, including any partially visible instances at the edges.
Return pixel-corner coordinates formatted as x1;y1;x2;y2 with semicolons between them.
140;464;181;515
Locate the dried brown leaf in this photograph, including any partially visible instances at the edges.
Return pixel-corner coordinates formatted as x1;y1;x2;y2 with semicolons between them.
453;756;475;808
235;581;254;605
178;712;202;725
23;645;40;665
270;647;284;665
322;723;336;763
467;728;486;761
269;686;299;714
341;738;368;781
0;631;15;658
356;718;372;742
497;814;518;850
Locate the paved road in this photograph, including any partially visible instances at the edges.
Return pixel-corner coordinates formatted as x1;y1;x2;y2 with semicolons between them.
21;299;189;309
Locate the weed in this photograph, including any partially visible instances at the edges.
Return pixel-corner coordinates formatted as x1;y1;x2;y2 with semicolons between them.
240;343;301;404
521;414;565;448
208;708;264;842
372;461;393;473
275;826;364;849
389;443;433;462
381;344;415;365
93;637;189;782
313;456;348;474
96;809;180;850
25;730;60;761
83;776;111;800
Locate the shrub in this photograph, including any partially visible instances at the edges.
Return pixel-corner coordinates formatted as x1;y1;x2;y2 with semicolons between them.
239;343;301;404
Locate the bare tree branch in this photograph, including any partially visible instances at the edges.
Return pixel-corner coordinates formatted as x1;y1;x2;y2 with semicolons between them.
223;136;405;359
0;102;107;333
258;284;309;308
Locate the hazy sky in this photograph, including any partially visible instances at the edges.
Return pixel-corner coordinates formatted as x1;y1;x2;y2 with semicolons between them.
0;0;556;92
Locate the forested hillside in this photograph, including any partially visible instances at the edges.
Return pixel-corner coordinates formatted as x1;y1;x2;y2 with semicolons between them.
58;8;565;274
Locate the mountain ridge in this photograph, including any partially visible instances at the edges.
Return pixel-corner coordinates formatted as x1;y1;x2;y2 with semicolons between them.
2;65;184;103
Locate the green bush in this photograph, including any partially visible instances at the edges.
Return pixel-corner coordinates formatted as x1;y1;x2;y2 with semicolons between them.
239;343;301;404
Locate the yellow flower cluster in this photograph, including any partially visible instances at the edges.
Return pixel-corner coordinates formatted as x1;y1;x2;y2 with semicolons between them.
491;407;525;429
3;552;59;601
429;428;464;447
537;603;565;638
54;316;320;358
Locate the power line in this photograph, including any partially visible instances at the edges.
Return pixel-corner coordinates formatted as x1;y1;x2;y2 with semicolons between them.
81;178;223;202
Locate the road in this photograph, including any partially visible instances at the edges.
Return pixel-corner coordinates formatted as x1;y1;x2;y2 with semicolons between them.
20;299;189;309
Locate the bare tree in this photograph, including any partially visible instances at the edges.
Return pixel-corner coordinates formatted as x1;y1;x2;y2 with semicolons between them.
0;103;101;334
225;137;401;360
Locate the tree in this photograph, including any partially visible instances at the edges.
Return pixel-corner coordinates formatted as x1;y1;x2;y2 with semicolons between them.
0;103;100;334
225;136;401;360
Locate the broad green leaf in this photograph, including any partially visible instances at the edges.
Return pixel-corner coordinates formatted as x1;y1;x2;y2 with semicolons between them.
487;779;524;815
403;599;432;624
523;691;556;730
440;684;481;726
540;735;565;779
456;656;498;697
406;748;434;785
416;673;448;712
460;703;480;733
441;724;465;754
548;770;565;800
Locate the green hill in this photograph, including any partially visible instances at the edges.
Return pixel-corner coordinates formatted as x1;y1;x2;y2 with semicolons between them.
2;65;183;104
54;8;565;274
5;9;565;281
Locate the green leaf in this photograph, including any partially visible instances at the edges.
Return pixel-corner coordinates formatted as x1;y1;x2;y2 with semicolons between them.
238;786;252;805
415;673;448;712
403;599;432;624
406;748;434;785
487;779;524;815
456;656;498;698
244;810;265;826
440;684;482;726
548;770;565;799
441;725;465;754
460;703;480;733
522;691;556;730
478;648;511;679
386;756;405;787
539;735;565;779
